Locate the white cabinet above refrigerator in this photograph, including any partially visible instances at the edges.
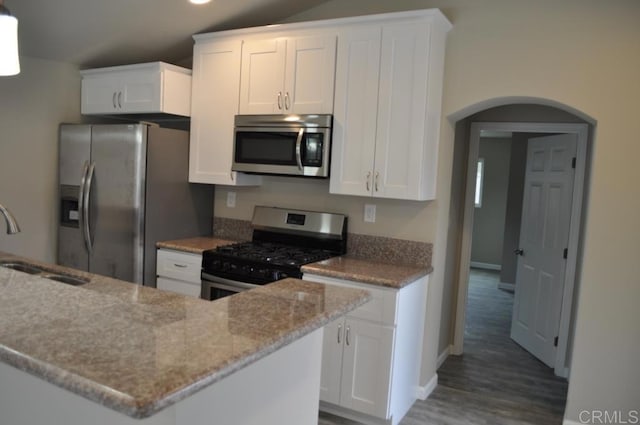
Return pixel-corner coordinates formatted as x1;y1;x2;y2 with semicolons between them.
80;62;192;116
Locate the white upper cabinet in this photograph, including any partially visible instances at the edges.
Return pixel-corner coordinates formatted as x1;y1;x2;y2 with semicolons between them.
188;9;450;190
329;27;382;197
80;62;191;116
239;35;336;114
330;11;451;200
188;38;262;186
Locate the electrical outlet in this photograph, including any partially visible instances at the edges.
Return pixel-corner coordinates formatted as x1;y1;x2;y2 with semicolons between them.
364;204;376;223
226;191;236;208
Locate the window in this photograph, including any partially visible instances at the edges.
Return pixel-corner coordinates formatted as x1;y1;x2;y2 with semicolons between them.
475;158;484;208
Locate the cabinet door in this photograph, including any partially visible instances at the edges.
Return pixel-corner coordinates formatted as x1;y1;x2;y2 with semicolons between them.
320;319;344;405
373;22;430;200
239;38;287;114
340;318;394;419
189;39;262;186
284;35;337;114
329;27;381;197
118;70;162;113
81;75;120;114
81;71;161;114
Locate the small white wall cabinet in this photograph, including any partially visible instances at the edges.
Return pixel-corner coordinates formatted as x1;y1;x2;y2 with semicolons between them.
303;273;428;425
80;62;192;116
330;11;452;200
156;249;202;298
188;37;262;186
239;35;336;114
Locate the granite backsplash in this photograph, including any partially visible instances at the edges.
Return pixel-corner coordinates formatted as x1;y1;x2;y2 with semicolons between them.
212;217;432;269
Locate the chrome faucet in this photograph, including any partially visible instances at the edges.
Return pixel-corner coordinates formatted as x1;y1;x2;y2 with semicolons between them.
0;203;20;234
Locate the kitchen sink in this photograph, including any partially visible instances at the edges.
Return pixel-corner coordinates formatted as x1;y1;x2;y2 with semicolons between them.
0;260;89;286
0;261;44;275
40;274;89;286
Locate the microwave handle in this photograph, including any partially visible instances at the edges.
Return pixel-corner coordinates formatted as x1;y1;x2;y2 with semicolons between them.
295;128;304;171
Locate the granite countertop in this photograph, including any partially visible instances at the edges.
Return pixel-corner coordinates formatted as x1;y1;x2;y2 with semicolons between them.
156;237;236;254
0;252;369;419
156;235;432;289
301;256;433;289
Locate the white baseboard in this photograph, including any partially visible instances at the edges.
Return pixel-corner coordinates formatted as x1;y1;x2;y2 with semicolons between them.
415;374;438;400
498;282;515;292
437;345;451;369
470;261;502;271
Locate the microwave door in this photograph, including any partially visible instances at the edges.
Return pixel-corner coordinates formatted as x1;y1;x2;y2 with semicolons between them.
233;130;303;175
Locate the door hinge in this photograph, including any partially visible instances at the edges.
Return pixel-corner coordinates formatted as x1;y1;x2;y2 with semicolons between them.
563;248;568;259
554;336;559;347
571;157;576;169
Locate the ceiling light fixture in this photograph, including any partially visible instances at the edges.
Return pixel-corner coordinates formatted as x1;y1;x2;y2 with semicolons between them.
189;0;212;4
0;0;19;76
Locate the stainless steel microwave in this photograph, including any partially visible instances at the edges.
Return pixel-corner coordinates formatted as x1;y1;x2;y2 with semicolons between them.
232;114;332;178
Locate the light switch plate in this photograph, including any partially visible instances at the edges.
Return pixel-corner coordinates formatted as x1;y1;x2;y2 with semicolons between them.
226;191;236;208
364;204;376;223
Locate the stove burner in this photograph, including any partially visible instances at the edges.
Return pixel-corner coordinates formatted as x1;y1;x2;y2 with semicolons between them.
214;241;333;267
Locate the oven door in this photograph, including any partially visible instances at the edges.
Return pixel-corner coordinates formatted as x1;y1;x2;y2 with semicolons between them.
232;127;330;177
201;273;260;301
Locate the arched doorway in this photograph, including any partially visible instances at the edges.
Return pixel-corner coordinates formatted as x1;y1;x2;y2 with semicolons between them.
443;100;594;376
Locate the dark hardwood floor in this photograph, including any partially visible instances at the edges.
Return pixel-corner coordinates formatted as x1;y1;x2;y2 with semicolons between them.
319;269;568;425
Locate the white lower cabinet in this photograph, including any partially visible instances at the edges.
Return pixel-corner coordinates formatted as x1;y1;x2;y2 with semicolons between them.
156;249;202;297
303;273;428;425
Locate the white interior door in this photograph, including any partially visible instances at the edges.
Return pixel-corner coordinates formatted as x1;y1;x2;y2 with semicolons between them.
511;133;577;367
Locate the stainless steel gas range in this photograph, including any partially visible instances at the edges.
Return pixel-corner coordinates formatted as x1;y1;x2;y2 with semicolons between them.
201;206;347;301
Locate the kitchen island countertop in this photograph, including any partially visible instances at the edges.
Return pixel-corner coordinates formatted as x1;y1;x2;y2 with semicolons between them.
0;251;369;419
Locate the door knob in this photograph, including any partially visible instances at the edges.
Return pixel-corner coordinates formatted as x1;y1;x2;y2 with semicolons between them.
514;248;524;256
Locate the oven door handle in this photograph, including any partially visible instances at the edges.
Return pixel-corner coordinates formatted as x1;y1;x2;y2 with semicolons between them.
295;128;304;172
202;273;261;291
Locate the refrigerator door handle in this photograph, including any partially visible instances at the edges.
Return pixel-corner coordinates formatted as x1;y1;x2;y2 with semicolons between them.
82;162;96;255
78;161;90;254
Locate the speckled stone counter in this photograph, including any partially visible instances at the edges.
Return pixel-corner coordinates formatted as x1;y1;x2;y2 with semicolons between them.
302;256;432;289
156;237;235;254
0;251;369;419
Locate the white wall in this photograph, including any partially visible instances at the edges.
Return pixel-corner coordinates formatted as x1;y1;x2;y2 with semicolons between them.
287;0;640;422
0;57;81;262
214;177;436;241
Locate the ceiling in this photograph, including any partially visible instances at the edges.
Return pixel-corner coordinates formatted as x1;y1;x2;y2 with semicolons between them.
9;0;330;69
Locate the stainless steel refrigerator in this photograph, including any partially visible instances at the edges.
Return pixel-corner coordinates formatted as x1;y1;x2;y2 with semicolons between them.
58;123;213;286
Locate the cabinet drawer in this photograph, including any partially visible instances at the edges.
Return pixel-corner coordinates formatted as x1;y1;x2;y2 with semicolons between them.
303;273;397;325
156;249;202;284
157;277;201;298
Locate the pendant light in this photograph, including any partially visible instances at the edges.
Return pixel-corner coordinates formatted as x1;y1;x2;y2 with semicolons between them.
0;0;20;76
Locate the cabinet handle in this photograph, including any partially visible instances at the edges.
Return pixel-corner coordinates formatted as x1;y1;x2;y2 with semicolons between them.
337;323;342;344
375;172;380;192
230;171;234;181
345;325;351;346
277;92;283;110
366;172;371;191
117;91;122;108
174;263;187;268
112;92;117;109
284;92;290;110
